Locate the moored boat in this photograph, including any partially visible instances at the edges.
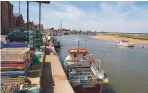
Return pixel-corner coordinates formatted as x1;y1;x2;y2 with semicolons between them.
64;40;109;93
117;40;135;47
50;37;61;49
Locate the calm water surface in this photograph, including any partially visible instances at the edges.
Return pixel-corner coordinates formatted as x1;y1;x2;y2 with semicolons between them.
56;35;148;93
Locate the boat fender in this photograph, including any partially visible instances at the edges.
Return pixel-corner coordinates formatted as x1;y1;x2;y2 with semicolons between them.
103;78;109;83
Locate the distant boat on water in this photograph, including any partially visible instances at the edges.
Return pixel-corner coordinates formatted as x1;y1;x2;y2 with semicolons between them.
117;40;135;47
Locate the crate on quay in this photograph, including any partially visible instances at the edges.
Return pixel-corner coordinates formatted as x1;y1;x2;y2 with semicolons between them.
0;47;32;93
1;48;30;62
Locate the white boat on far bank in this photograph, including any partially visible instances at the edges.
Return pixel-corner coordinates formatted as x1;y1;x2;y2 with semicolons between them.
117;40;135;47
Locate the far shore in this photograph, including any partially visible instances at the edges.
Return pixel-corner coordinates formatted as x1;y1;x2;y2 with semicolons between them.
91;35;148;44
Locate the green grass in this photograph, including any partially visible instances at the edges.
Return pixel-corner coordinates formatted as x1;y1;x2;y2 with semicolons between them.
97;32;148;40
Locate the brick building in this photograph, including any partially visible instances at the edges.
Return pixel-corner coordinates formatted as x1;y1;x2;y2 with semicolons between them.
13;13;24;28
1;1;13;35
23;21;35;29
36;24;44;30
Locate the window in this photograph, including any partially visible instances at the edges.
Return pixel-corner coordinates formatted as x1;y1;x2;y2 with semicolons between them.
74;54;77;57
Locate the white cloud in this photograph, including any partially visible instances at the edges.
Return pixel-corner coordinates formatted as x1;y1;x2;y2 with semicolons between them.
43;2;85;21
66;5;85;21
11;1;148;33
90;1;148;32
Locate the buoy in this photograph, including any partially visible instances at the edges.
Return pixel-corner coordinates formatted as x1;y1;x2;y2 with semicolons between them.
103;78;109;83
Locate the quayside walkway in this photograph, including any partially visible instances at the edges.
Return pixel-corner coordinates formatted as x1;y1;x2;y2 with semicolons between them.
40;45;75;93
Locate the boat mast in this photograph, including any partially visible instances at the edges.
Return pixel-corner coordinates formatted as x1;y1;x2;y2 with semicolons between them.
77;40;80;51
85;40;87;49
77;40;80;65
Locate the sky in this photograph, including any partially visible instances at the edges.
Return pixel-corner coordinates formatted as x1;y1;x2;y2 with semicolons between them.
10;1;148;33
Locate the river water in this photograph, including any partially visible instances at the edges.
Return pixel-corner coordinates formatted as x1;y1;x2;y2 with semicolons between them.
56;35;148;93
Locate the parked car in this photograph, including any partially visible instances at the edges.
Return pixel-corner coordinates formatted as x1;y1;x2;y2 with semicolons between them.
5;31;29;42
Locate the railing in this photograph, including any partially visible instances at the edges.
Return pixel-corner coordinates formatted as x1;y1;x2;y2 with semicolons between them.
91;59;104;80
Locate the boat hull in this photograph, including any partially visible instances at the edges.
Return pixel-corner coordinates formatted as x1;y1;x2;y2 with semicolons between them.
117;43;135;47
73;84;103;93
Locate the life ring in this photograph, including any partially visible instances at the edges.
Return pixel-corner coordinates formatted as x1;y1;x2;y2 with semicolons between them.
72;58;80;62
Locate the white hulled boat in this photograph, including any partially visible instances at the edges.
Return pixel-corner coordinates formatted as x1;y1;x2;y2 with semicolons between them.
117;40;135;47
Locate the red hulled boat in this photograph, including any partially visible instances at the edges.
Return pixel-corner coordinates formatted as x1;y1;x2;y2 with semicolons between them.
64;40;109;93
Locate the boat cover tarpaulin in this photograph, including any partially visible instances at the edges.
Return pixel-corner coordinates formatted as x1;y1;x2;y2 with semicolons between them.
2;42;28;48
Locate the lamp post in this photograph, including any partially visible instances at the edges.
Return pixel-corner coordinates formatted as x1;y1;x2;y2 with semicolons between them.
27;1;29;30
28;1;50;92
27;1;50;30
32;1;50;30
39;2;41;30
19;1;20;28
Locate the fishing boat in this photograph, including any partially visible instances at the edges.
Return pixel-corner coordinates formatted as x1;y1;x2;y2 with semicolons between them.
117;40;135;47
51;37;61;49
64;40;109;93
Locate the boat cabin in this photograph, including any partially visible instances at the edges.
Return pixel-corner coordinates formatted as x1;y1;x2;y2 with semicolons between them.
120;40;129;43
65;48;95;67
65;48;106;87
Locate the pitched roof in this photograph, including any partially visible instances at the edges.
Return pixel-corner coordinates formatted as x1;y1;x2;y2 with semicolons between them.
13;13;21;17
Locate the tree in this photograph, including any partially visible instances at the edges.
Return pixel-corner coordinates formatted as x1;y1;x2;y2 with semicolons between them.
51;27;54;30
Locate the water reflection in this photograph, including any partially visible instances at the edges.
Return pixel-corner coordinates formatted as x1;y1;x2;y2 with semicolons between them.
117;46;134;49
102;84;116;93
